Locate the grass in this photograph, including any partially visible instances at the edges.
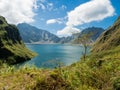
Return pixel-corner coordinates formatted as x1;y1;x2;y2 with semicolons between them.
1;15;120;89
0;45;120;90
0;65;72;90
92;17;120;52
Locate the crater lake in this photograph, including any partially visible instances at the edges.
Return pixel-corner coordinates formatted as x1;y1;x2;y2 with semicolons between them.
18;44;90;68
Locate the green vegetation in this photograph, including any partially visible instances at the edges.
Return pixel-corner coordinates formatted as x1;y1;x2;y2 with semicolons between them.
1;45;120;90
0;16;120;89
0;64;72;90
74;33;93;61
0;16;36;64
92;16;120;52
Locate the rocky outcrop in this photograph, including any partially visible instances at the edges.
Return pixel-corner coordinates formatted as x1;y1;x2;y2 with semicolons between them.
17;23;60;43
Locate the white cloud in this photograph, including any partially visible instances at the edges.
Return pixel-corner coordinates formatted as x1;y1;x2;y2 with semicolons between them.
53;5;67;12
46;18;63;24
0;0;37;24
48;3;53;6
66;0;115;26
57;26;80;37
46;19;58;24
57;0;115;37
38;1;53;11
46;16;67;25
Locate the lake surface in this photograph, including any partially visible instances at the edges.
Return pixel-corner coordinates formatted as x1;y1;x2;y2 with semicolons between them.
19;44;89;68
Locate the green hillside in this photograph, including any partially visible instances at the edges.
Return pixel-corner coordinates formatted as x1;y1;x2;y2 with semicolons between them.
92;17;120;52
0;16;120;90
0;16;36;64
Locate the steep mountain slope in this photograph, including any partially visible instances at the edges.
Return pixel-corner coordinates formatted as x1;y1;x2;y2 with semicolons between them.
92;16;120;52
73;27;104;44
60;27;104;44
1;17;120;90
17;23;60;43
59;36;74;44
17;23;104;44
80;27;104;41
0;16;36;64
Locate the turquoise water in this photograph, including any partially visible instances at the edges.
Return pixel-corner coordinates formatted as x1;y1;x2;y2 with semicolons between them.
20;44;89;68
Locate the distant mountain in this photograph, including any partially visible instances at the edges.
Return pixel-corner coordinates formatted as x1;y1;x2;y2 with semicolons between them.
17;23;104;44
73;27;105;44
79;27;105;41
92;16;120;52
59;36;74;44
17;23;60;43
0;16;36;64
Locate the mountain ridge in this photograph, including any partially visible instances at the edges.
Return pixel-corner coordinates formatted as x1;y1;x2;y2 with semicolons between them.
17;23;104;44
1;16;120;90
17;23;60;43
0;16;36;64
92;16;120;52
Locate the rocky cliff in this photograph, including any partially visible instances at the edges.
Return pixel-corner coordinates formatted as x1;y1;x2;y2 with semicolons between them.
0;16;36;64
17;23;60;43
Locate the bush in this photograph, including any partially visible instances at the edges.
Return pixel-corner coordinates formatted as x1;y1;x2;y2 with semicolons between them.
113;78;120;90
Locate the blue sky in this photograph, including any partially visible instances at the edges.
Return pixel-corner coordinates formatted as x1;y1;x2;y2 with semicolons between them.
0;0;120;37
32;0;120;36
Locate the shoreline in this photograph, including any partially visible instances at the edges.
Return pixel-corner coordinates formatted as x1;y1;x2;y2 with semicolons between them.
25;43;84;46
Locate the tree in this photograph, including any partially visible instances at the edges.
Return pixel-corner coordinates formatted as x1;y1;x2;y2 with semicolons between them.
74;33;93;61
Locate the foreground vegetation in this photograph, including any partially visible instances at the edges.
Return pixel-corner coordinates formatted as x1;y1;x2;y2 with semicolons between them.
0;45;120;90
0;16;120;90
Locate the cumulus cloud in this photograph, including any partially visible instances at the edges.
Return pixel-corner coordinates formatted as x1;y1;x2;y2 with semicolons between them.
46;19;58;24
57;0;115;37
66;0;115;26
0;0;37;24
57;26;80;37
46;18;64;24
